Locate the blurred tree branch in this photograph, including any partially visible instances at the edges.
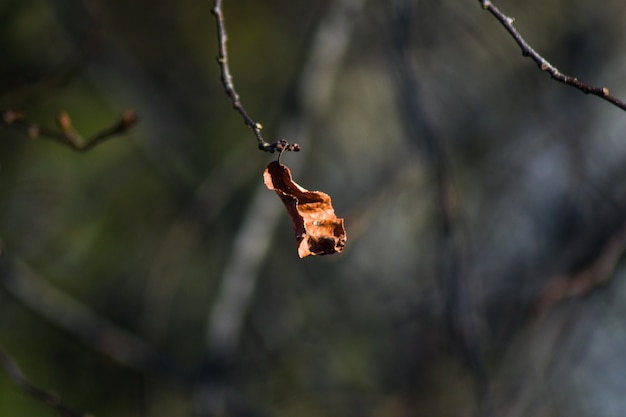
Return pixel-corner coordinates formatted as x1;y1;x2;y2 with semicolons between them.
0;255;182;379
211;0;301;154
0;345;90;417
533;215;626;318
1;109;138;152
388;1;492;415
478;0;626;112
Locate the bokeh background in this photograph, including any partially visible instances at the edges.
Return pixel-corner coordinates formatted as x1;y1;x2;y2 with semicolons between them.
2;0;626;416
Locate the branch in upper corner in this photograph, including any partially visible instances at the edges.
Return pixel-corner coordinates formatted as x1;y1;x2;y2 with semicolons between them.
211;0;301;154
1;109;139;152
478;0;626;112
0;345;90;417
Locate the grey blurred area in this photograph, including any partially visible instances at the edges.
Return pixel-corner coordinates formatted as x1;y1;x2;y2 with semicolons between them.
1;0;626;416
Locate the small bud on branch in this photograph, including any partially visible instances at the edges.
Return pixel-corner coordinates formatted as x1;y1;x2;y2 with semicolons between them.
1;109;139;152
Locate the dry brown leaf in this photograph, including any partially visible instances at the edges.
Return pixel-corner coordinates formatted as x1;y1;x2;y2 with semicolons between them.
263;161;346;258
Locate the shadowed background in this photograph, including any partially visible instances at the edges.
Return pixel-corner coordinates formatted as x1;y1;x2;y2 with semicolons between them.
1;0;626;416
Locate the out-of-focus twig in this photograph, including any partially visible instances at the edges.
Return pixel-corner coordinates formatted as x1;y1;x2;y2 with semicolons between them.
0;344;91;417
533;218;626;319
211;0;301;154
388;1;492;415
477;0;626;112
1;109;138;152
0;256;180;379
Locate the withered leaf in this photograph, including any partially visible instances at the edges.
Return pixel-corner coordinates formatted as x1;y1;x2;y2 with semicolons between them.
264;161;346;258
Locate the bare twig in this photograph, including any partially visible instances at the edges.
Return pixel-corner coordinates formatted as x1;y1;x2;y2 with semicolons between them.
478;0;626;112
1;109;138;152
211;0;301;153
0;345;90;417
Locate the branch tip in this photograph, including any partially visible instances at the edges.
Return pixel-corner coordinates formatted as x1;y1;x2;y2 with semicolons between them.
212;0;302;153
1;108;138;151
258;139;301;154
479;0;626;112
57;110;72;132
115;109;139;133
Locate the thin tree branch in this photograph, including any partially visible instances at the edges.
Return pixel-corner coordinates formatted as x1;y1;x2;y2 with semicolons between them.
211;0;301;154
532;213;626;319
478;0;626;112
0;345;90;417
1;109;138;152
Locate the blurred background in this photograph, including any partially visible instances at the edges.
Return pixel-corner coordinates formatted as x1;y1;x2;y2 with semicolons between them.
1;0;626;416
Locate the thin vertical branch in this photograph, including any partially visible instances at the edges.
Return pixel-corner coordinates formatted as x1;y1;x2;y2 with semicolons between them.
477;0;626;112
211;0;300;154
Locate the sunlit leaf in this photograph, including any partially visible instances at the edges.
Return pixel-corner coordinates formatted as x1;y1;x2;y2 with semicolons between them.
263;161;346;258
